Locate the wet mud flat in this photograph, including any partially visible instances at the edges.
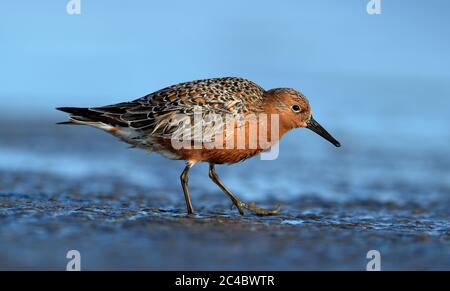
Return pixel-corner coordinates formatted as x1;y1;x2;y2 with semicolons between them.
0;123;449;270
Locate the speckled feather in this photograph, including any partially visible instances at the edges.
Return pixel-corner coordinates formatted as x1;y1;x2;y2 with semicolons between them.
90;77;266;139
57;77;320;163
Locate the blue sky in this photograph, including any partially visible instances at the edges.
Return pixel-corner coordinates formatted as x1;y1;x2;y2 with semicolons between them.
0;0;449;141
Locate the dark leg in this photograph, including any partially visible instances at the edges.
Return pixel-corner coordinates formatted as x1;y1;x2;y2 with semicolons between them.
208;163;245;215
180;162;195;214
208;163;280;216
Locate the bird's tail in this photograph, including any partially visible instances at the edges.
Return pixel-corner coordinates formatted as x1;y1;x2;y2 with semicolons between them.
56;107;125;131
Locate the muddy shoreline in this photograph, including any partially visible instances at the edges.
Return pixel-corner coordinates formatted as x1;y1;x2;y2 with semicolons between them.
0;123;449;270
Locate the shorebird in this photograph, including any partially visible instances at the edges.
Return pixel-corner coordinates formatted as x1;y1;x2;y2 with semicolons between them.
57;77;340;216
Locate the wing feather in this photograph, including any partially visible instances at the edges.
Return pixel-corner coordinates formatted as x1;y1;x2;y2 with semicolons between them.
88;77;266;141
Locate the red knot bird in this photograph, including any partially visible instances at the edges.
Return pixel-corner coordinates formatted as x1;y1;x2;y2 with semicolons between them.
57;77;340;216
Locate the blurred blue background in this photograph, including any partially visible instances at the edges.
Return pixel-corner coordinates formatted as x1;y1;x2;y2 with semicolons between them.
1;0;450;199
1;0;449;131
1;0;450;271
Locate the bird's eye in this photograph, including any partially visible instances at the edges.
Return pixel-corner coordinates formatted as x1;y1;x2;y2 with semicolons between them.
291;104;301;113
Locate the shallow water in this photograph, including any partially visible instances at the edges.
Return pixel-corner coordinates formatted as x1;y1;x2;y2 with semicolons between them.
0;123;449;270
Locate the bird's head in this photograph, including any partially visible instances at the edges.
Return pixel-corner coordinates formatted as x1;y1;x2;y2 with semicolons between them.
265;88;341;147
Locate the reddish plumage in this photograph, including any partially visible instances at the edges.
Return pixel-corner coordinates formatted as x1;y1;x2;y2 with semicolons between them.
57;77;340;215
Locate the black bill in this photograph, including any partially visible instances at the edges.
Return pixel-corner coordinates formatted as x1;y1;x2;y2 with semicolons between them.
306;116;341;147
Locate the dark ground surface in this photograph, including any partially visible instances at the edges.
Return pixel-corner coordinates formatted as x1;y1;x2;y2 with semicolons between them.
0;122;449;270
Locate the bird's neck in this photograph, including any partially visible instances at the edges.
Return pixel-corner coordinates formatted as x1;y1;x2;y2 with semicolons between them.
261;92;297;138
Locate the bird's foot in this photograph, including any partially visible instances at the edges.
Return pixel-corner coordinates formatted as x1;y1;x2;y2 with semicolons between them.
230;201;245;215
232;201;281;216
244;202;281;216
